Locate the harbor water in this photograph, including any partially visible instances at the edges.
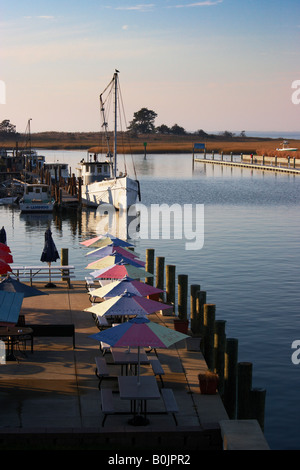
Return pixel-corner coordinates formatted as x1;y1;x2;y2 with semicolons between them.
1;149;300;450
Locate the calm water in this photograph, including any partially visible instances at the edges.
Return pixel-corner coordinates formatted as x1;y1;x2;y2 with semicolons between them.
2;149;300;450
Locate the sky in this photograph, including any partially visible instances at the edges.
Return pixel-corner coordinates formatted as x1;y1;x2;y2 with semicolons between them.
1;0;300;135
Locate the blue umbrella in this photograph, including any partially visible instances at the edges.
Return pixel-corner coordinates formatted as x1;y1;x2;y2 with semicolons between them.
0;277;48;298
40;228;59;288
0;226;7;245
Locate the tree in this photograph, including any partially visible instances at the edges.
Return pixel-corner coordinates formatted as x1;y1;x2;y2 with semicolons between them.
128;108;157;134
0;119;17;135
156;124;171;134
170;124;186;135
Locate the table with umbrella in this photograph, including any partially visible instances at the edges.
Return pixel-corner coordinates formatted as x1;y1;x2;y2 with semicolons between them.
89;317;189;425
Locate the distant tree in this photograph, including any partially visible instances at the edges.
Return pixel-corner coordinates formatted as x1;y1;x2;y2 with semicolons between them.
195;129;209;137
156;124;171;134
128;108;157;134
170;123;186;135
240;130;246;137
220;130;235;138
0;119;17;135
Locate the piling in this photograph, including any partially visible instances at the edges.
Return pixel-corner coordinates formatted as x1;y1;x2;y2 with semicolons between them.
190;284;200;334
237;362;253;420
156;257;165;293
145;248;155;285
203;304;216;371
223;338;238;419
61;248;70;288
177;274;188;319
196;290;206;338
166;265;176;311
214;320;226;396
250;388;266;431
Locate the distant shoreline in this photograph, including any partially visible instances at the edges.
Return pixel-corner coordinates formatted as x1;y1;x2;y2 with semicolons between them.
1;132;299;157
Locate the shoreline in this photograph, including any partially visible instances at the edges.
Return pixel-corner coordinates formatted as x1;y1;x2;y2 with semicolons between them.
1;134;299;157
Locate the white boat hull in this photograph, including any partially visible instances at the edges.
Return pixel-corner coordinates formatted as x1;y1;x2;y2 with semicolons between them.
19;202;54;213
81;176;140;209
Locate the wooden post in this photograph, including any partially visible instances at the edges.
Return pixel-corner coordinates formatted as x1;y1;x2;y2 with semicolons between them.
203;304;215;371
214;319;226;397
196;290;206;339
250;388;266;432
190;284;200;334
223;338;238;419
177;274;188;320
156;256;165;295
145;249;154;286
166;265;176;311
61;248;70;288
237;362;253;419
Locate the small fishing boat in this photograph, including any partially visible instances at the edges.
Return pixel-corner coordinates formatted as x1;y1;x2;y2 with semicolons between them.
19;183;55;213
276;140;298;152
43;162;69;182
77;71;141;209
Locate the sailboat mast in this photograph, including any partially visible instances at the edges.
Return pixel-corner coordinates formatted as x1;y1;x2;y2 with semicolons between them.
113;71;118;179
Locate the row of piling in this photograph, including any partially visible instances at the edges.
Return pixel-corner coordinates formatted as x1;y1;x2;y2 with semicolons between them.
144;248;266;431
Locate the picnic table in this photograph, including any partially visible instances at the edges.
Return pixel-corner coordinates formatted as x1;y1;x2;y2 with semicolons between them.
10;265;75;287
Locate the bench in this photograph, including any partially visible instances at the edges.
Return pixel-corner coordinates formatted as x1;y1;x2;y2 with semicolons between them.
149;357;165;386
100;388;115;426
95;356;110;389
161;388;179;425
29;324;75;350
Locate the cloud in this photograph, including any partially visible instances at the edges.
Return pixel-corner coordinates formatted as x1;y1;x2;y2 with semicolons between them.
114;4;155;11
171;1;223;7
24;15;55;20
122;25;129;30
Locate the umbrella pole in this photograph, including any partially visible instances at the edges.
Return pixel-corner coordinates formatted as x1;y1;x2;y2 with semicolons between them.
45;262;56;288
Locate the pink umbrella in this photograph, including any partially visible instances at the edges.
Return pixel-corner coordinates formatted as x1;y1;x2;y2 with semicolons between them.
90;264;153;280
85;245;139;260
90;278;164;299
0;242;10;253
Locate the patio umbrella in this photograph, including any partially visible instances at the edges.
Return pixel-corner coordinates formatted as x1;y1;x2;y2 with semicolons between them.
90;264;153;280
0;259;12;275
0;277;48;298
85;254;145;270
40;227;60;288
0;226;7;245
0;291;24;326
89;316;189;382
80;233;134;249
0;249;13;264
89;278;164;299
0;242;11;253
84;291;170;318
85;245;139;260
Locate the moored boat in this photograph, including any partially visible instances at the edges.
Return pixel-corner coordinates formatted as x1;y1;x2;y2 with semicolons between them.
276;140;298;152
77;71;141;210
19;183;54;213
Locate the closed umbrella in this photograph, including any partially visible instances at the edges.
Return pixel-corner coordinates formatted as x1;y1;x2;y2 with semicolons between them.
89;316;189;382
0;226;7;245
40;228;59;288
85;254;145;271
90;264;153;281
88;278;163;299
84;291;170;319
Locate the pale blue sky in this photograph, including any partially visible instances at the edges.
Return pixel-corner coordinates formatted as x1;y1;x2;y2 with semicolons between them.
1;0;300;134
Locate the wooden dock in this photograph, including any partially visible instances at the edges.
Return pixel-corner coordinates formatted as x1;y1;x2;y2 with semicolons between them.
0;279;270;451
194;156;300;175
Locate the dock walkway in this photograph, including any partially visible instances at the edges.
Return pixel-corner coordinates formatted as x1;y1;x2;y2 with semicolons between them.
0;281;268;451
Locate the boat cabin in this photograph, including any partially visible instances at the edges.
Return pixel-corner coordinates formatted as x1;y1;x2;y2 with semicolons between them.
77;154;113;185
22;184;51;202
43;162;69;181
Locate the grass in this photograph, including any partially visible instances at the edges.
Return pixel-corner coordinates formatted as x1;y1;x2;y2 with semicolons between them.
1;131;299;157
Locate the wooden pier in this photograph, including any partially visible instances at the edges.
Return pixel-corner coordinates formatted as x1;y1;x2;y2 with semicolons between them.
194;153;300;175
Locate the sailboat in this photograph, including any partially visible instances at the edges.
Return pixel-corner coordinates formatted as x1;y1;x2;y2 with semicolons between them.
77;71;141;210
